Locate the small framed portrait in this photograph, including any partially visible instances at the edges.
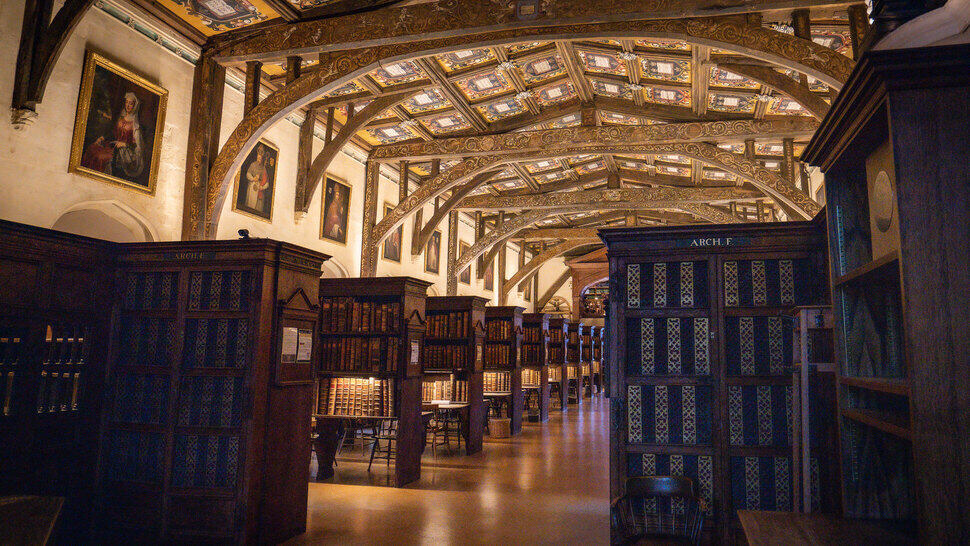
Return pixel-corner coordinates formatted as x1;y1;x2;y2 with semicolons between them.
458;241;471;284
232;139;278;222
69;51;168;194
425;230;441;274
320;175;351;244
483;260;494;291
382;203;402;263
524;277;533;302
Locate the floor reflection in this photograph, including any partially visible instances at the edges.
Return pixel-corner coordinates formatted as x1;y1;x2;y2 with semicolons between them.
291;396;610;544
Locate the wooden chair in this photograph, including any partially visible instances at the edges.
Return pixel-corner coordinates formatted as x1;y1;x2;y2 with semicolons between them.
611;476;704;545
367;418;397;471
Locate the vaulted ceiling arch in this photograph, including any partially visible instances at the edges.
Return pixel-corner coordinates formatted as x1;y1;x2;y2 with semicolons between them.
195;19;852;239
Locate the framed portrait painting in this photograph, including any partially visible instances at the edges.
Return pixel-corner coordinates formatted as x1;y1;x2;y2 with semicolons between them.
320;175;351;244
524;277;533;302
425;230;441;274
232;139;278;222
69;51;168;194
483;260;494;291
458;241;471;284
382;203;402;262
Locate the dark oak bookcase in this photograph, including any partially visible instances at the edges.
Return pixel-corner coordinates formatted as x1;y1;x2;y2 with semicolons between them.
803;44;970;543
547;316;569;410
484;306;524;435
316;277;429;487
602;221;828;544
566;322;585;404
424;296;485;454
521;312;551;422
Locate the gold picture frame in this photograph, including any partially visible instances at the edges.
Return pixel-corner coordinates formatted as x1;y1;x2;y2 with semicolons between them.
381;202;403;263
425;229;441;274
320;174;352;245
458;241;471;284
231;139;279;223
69;51;168;195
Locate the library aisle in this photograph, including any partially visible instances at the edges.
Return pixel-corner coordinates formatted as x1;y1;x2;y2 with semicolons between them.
293;397;610;544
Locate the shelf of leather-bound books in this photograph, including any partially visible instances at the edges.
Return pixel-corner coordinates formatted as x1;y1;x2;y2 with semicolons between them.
316;277;431;487
521;313;551;422
547;316;569;411
423;296;486;454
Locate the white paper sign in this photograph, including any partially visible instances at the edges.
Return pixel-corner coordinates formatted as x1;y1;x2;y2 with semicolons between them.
297;329;313;362
281;327;298;363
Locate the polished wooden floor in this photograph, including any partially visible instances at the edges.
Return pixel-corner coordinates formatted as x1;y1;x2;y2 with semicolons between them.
291;396;610;544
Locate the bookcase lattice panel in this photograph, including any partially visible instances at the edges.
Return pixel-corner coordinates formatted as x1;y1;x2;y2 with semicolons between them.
626;384;713;445
625;317;711;376
626;453;715;516
626;260;709;309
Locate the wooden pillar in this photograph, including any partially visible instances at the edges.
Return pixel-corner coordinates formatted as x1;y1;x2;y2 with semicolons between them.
847;4;871;60
498;240;508;305
182;54;226;240
475;211;485;272
756;200;767;222
744;139;756;160
324;107;335;144
782;137;796;186
800;163;812;196
625;212;637;227
446;211;459;295
294;106;317;218
580;103;597;126
792;10;812;87
285;56;302;84
413;159;438;253
360;160;380;276
398;161;409;204
243;61;262;114
607;172;620;189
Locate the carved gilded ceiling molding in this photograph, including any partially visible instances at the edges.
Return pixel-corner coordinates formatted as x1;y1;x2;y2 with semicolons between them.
455;187;761;211
369;118;820;162
200;18;846;238
717;62;831;120
455;210;556;275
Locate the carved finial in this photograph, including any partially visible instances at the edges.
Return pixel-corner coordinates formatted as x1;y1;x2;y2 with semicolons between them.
11;108;37;130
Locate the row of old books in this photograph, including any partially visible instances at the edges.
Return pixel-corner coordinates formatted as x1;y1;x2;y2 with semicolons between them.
319;377;394;417
422;378;452;402
320;297;402;333
483;344;514;369
549;366;562;382
522;327;545;344
485;321;515;341
320;336;400;373
548;346;564;364
483;371;511;393
522;368;542;387
549;329;564;343
567;365;578;380
426;311;470;338
568;331;581;345
424;344;468;370
521;345;543;367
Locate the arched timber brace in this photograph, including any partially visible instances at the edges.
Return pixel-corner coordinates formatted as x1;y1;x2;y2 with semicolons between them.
296;90;417;214
12;0;95;125
412;169;502;257
455;210;555;276
194;18;852;239
537;269;572;310
502;240;595;300
679;202;746;224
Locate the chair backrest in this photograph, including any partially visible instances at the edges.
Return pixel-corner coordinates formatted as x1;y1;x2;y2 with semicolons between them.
625;476;698;501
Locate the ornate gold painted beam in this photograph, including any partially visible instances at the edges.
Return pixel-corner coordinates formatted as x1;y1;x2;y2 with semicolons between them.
717;62;831;120
209;0;858;63
369;118;820;162
456;209;556;275
455;187;760;211
679;202;745;224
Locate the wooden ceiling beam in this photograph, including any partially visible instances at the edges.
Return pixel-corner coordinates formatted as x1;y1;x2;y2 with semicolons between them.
414;57;489;132
456;186;762;211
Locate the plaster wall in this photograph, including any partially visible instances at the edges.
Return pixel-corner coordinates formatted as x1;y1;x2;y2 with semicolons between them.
0;0;548;307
